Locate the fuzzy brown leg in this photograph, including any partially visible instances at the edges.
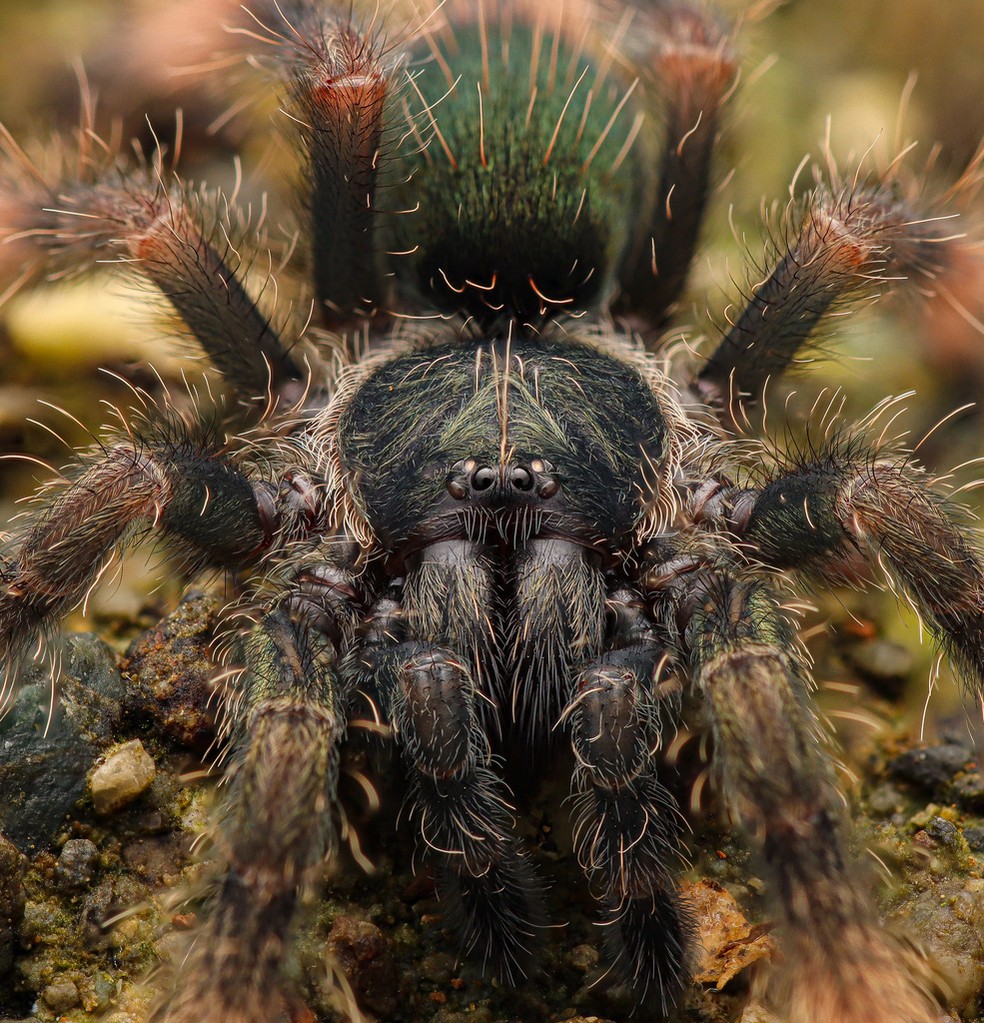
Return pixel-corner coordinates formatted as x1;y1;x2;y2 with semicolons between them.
696;178;958;419
157;597;355;1023
618;1;737;330
697;446;984;695
660;569;939;1023
569;629;694;1011
2;170;307;403
264;1;392;333
0;434;261;692
0;421;329;701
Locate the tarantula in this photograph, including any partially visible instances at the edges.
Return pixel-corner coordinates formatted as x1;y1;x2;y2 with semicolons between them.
1;0;983;1020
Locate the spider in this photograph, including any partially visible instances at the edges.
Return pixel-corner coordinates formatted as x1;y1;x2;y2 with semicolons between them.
1;0;983;1021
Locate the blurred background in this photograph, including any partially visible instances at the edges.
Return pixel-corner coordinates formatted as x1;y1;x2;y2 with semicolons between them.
1;0;982;451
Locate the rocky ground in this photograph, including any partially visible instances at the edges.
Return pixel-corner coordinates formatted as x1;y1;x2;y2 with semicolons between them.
0;584;983;1023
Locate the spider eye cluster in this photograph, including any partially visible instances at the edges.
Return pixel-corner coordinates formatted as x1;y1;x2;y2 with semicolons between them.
445;458;559;501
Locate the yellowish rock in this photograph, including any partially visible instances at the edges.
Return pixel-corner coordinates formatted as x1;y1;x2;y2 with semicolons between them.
686;878;776;990
89;739;156;814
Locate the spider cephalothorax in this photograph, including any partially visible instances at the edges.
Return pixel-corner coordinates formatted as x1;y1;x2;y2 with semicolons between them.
1;2;983;1022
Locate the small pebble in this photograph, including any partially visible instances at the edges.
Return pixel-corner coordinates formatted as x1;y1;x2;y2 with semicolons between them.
962;825;984;852
569;943;600;973
42;977;80;1012
55;838;100;889
846;639;913;695
889;742;972;793
419;951;456;984
79;970;116;1012
926;816;962;848
951;771;984;810
89;740;156;814
740;1004;781;1023
867;782;906;816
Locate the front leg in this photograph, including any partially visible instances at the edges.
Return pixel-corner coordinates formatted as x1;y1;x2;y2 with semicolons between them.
158;558;362;1023
648;555;939;1023
692;439;984;694
566;587;694;1011
0;414;325;702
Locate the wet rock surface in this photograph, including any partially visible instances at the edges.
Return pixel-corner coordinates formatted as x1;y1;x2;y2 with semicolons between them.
0;634;124;850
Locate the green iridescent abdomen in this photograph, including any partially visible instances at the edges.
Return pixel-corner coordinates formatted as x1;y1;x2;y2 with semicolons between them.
387;17;650;319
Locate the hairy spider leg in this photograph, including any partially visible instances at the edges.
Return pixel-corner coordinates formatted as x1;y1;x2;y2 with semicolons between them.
0;407;330;703
699;441;984;693
696;177;961;420
266;4;392;331
0;431;253;687
0;172;308;406
615;2;737;331
158;584;358;1023
649;563;940;1023
567;587;694;1012
352;560;545;983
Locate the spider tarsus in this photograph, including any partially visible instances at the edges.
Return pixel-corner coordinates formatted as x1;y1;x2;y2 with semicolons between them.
271;2;392;329
672;570;940;1023
568;624;695;1008
767;846;941;1023
436;850;545;985
362;637;548;979
159;602;355;1023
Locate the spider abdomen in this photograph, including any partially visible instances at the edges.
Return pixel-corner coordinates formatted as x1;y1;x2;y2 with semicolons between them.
386;12;651;319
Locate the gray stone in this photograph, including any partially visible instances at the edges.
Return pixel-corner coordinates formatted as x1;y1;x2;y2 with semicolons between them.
846;639;914;685
962;825;984;852
0;634;124;850
55;837;100;889
951;770;984;810
926;816;961;848
888;741;973;794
